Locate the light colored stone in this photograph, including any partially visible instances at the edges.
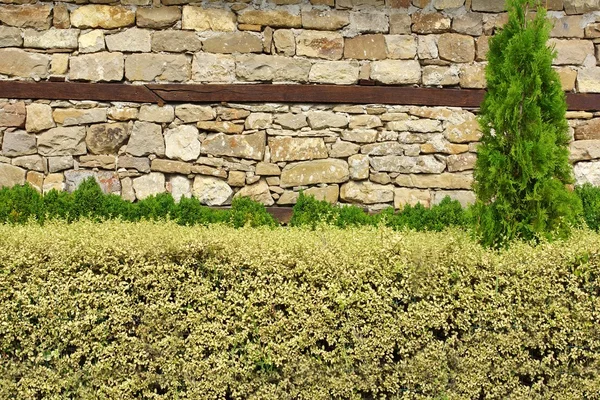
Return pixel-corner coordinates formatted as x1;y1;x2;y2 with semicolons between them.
64;170;121;194
564;0;598;14
471;0;505;12
412;12;451;34
370;155;446;173
344;34;387;60
549;39;595;65
165;125;201;161
307;111;348;129
70;52;124;82
422;65;460;86
38;127;86;156
569;140;600;161
120;177;135;201
228;170;246;186
133;172;165;200
25;171;42;192
0;163;26;188
43;173;64;194
459;63;487;89
340;180;393;204
118;156;150;173
277;185;339;205
175;105;215;123
421;136;469;154
0;49;50;79
71;5;135;29
445;119;482;143
361;141;405;155
234;179;274;206
452;12;483;36
182;6;236;31
0;102;26;128
137;7;181;29
139;105;175;123
125;53;189;82
550;15;584;38
395;172;473;189
105;28;151;53
13;155;44;172
151;159;191;174
432;190;475;207
556;67;577;91
371;60;421;84
418;35;438;60
347;11;388;34
302;10;349;31
574;119;600;140
269;137;328;162
578;68;600;93
330;140;360;157
447;152;477;172
273;29;296;56
86;123;129;155
309;61;360;84
108;107;138;122
197;121;243;134
0;26;23;48
26;103;55;133
48;156;73;173
280;159;349;187
78;30;105;54
151;31;202;53
127;121;164;157
385;35;417;59
0;5;52;30
168;175;191;202
50;54;69;76
349;115;382;129
341;129;378;143
203;32;263;54
585;23;600;38
255;162;281;176
438;33;475;63
201;131;265;161
434;0;465;8
1;131;36;156
192;176;233;206
389;118;443;132
238;10;301;28
53;4;69;29
191;165;227;178
53;108;107;126
192;53;235;82
296;30;344;60
394;187;431;208
476;36;490;61
245;113;273;130
235;54;311;82
348;154;369;179
23;28;79;49
79;155;116;169
274;113;307;129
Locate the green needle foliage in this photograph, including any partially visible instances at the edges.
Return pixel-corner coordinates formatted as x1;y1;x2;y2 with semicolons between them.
473;0;582;247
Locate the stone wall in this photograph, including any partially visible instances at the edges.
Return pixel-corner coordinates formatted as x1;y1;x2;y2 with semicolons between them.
1;0;600;209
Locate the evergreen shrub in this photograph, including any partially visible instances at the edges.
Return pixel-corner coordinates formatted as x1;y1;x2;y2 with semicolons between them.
575;183;600;231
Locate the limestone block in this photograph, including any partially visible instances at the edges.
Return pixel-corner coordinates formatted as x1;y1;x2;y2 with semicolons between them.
371;60;421;84
452;12;483;36
447;152;477;172
53;108;107;126
347;11;388;34
421;135;469;154
165;125;201;161
0;163;26;188
86;123;129;155
237;10;301;28
296;30;344;60
108;107;138;121
578;67;600;92
23;29;79;50
127;121;164;156
438;33;475;63
395;172;473;189
274;113;308;129
0;102;26;128
0;49;50;80
269;137;328;162
390;13;411;35
471;0;505;12
255;162;281;176
302;10;349;31
0;5;52;30
13;155;44;172
476;36;489;61
394;187;431;208
228;170;246;187
78;30;105;54
389;118;443;133
152;30;201;53
71;5;135;29
139;105;174;123
201;131;265;160
564;0;599;14
47;156;73;173
192;176;233;206
133;172;165;200
125;53;189;82
182;6;236;31
444;119;482;143
1;131;36;156
26;103;55;133
422;65;460;86
50;54;69;76
434;0;464;8
432;190;475;207
120;177;135;201
360;141;405;155
137;7;181;29
245;113;273;129
459;63;487;89
341;181;393;204
280;159;349;187
412;13;451;34
341;129;378;143
79;155;116;169
175;105;215;123
574;119;600;140
569;140;600;162
585;23;600;38
273;29;296;56
0;26;23;47
556;67;577;91
234;179;274;206
168;175;192;202
192;53;235;82
37;127;86;156
550;15;584;38
309;61;360;84
277;185;339;205
118;156;150;173
330;140;360;157
349;115;382;129
70;52;124;82
105;28;151;53
203;32;263;54
370;155;446;173
197;121;243;134
43;173;64;194
385;35;417;59
151;159;191;174
235;54;311;82
307;111;348;129
549;39;594;65
217;108;251;121
344;34;387;60
348;154;369;180
418;35;438;60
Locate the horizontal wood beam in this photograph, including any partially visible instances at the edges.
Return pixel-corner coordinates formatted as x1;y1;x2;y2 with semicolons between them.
1;81;600;111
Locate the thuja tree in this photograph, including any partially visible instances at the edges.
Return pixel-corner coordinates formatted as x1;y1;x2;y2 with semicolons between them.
473;0;582;247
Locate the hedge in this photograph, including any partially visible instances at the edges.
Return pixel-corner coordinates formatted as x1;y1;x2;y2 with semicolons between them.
1;221;599;399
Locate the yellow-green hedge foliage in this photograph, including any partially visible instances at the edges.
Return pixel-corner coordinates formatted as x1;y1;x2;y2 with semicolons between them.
1;221;599;399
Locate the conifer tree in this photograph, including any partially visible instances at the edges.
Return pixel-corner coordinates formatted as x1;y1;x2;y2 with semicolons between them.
473;0;582;247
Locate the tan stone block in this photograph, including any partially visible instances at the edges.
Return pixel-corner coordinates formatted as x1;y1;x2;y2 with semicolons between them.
0;26;23;48
235;54;311;82
197;121;243;134
550;15;584;38
341;181;393;204
385;35;417;59
394;187;431;208
238;10;301;28
228;170;246;187
422;65;460;86
273;29;296;56
106;28;151;53
447;152;477;172
569;140;600;162
125;53;189;82
280;159;349;187
43;173;65;194
578;67;600;92
86;123;129;155
550;39;595;65
434;0;464;9
348;154;370;180
348;11;388;34
459;63;486;89
118;155;150;173
445;118;482;143
476;35;490;61
255;162;281;176
151;159;192;174
274;113;307;129
239;24;262;32
23;28;78;50
53;4;70;29
0;163;26;188
51;54;69;75
389;13;411;35
302;10;349;31
349;115;383;129
53;108;107;126
296;30;344;60
2;131;36;156
411;12;451;34
418;35;439;59
344;34;387;60
361;141;405;155
556;67;578;91
234;179;274;206
71;5;135;29
309;61;360;84
37;127;87;156
330;140;360;157
452;12;483;36
471;0;505;12
218;107;251;121
190;165;227;178
26;170;43;192
151;30;200;53
78;30;105;54
371;155;446;174
585;23;600;39
136;6;181;29
395;172;473;189
203;32;262;54
564;0;599;14
192;53;235;82
79;155;117;169
0;5;52;29
26;103;55;133
139;105;174;123
201;131;265;161
245;113;272;130
574;119;600;140
371;60;421;84
70;52;123;82
175;105;215;123
182;6;236;31
269;137;328;162
438;33;475;63
0;48;50;80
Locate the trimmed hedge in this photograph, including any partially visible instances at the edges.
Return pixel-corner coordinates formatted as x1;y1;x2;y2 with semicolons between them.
1;221;599;398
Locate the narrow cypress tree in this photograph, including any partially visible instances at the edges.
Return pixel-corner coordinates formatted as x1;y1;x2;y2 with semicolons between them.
473;0;582;247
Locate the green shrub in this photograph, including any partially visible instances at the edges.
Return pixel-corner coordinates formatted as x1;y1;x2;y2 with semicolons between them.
228;196;278;228
576;183;600;231
473;0;582;247
0;183;45;224
1;221;599;398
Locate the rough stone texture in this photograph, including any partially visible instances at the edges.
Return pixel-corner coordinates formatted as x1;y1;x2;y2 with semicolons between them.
564;0;599;14
165;125;201;161
296;30;344;60
422;65;460;86
228;170;246;186
341;129;379;143
269;137;328;162
471;0;505;12
330;140;360;157
394;187;431;208
192;176;233;206
48;156;73;173
307;111;348;129
0;102;26;128
569;140;600;162
256;162;281;176
127;121;165;156
1;131;36;156
275;113;308;129
70;52;124;82
309;61;360;84
86;123;129;155
556;67;578;91
236;54;311;82
38;127;86;156
549;39;595;65
550;15;584;38
118;156;150;173
65;170;121;194
14;155;44;172
79;30;105;54
26;103;55;133
192;53;235;82
42;173;64;194
139;105;175;123
385;35;417;59
108;107;138;122
0;5;52;30
578;68;600;93
361;141;405;155
348;154;369;179
203;32;263;54
418;35;439;60
234;179;274;206
340;181;394;204
302;10;349;31
244;113;271;130
182;6;236;31
347;11;388;34
201;131;266;160
125;53;190;82
412;13;451;34
432;190;475;207
445;119;482;143
168;175;192;202
344;34;387;60
459;64;487;89
78;155;115;170
0;163;26;188
370;155;446;173
197;121;243;134
106;28;152;53
277;185;339;204
371;60;421;84
280;159;349;187
71;5;135;29
438;33;475;63
151;159;192;174
452;12;483;36
238;10;301;28
53;108;107;126
137;7;181;29
0;26;23;48
447;152;477;172
0;49;50;80
133;172;165;200
175;105;215;123
395;172;473;189
24;29;79;50
575;119;600;140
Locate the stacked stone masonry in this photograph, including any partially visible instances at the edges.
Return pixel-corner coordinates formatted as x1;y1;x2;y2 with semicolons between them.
1;0;600;208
